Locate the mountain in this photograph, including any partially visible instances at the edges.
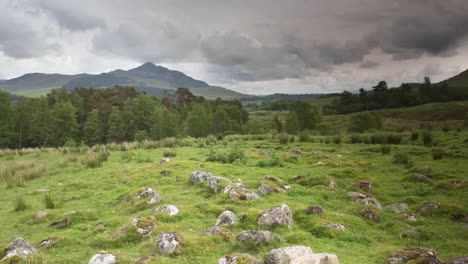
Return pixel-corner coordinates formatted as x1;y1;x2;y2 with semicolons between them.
440;69;468;88
0;62;247;99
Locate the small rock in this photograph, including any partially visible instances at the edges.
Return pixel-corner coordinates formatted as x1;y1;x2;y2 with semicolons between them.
65;210;77;216
404;214;417;222
259;151;272;157
401;228;420;239
347;191;382;209
88;253;117;264
236;230;279;245
201;226;234;240
137;187;161;205
35;211;48;219
215;210;236;226
325;223;345;231
159;157;170;165
132;216;156;236
256;182;273;196
445;256;468;264
257;204;293;229
412;173;431;182
385;203;409;213
418;201;438;214
0;237;36;262
38;237;58;248
354;180;372;192
48;217;70;228
264;246;314;264
226;186;259;201
218;253;261;264
360;207;381;223
160;170;170;176
156;232;183;255
304;205;324;216
151;205;179;216
387;247;442;264
281;184;291;190
329;179;337;189
450;213;468;223
208;176;233;193
290;149;302;154
189;171;212;184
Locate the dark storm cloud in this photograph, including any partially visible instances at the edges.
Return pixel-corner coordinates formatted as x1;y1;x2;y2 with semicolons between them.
360;60;380;69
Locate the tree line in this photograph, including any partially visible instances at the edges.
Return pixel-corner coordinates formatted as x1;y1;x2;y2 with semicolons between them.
323;78;468;115
0;87;249;149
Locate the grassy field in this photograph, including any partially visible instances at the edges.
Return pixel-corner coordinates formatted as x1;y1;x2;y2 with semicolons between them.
3;88;55;98
0;131;467;263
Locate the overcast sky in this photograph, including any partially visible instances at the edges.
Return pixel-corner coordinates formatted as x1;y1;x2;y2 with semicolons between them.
1;0;468;94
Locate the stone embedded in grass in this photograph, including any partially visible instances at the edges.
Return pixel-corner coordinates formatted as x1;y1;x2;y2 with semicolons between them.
347;191;382;209
412;173;432;183
88;253;117;264
304;205;324;216
385;203;409;214
48;217;70;228
218;253;261;264
0;237;37;263
256;182;273;196
34;211;48;219
156;232;183;255
387;247;442;264
444;256;468;264
215;210;236;226
353;180;372;192
264;246;313;264
201;226;234;241
360;207;381;223
236;230;279;245
151;205;179;216
450;213;468;223
160;169;170;176
137;187;161;205
189;171;212;184
225;186;259;201
38;237;58;248
208;176;233;193
159;157;170;165
257;204;293;229
290;148;302;155
404;214;417;222
325;223;345;231
418;201;438;215
132;216;156;236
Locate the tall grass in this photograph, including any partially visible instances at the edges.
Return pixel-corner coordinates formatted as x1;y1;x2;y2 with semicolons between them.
44;193;56;209
14;196;28;211
279;132;289;145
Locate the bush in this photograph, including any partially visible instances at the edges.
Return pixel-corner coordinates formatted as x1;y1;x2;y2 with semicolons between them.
386;133;402;145
333;135;342;144
134;131;149;142
371;134;386;144
422;130;433;147
206;145;245;164
163;149;177;157
411;130;419;141
349;112;382;132
14;196;28;211
380;145;391;154
44;193;56;209
432;148;445;160
206;135;217;145
290;136;295;143
350;134;363;144
257;156;284;167
393;152;413;168
160;137;176;148
278;132;289;145
299;130;311;142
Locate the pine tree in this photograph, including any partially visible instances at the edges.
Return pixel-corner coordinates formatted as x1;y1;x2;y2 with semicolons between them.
83;110;103;145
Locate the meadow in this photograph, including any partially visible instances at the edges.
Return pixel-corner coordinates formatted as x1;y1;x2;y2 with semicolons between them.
0;129;467;263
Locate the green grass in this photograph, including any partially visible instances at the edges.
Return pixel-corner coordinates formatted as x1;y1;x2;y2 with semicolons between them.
0;132;467;263
3;87;56;97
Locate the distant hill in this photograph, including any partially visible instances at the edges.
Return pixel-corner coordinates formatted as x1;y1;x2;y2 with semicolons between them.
440;69;468;89
0;62;247;99
241;93;323;102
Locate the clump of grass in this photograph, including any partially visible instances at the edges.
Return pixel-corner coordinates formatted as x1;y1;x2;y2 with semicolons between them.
85;151;100;168
380;145;391;154
422;130;433;147
432;148;445;160
44;193;56;209
411;130;419;141
393;152;413;168
299;130;311;142
14;196;28;211
257;156;284;167
371;134;386;144
350;134;364;144
333;135;342;144
278;132;289;145
206;135;217;145
386;133;402;145
121;152;133;162
160;137;176;148
207;144;245;164
163;148;177;157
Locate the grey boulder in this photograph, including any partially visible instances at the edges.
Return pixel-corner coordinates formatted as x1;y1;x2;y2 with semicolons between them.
257;204;293;229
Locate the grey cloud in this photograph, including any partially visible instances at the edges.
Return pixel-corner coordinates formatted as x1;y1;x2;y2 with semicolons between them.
360;60;380;69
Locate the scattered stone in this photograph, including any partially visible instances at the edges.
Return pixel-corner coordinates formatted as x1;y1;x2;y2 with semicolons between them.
208;176;233;193
215;210;236;226
325;223;345;231
385;203;409;214
38;237;58;248
218;253;261;264
226;186;260;201
132;216;156;236
281;184;291;190
160;170;170;176
189;171;212;184
354;180;372;192
137;187;161;205
290;148;302;155
292;175;305;181
48;217;70;228
34;211;48;219
200;226;234;240
317;161;326;166
304;205;324;216
236;230;279;245
159;157;170;165
65;210;77;216
401;228;420;239
450;213;468;223
259;151;272;157
329;179;337;189
264;246;316;264
387;247;442;264
445;256;468;264
418;201;438;214
257;204;293;229
259;176;285;193
256;182;273;196
360;207;381;223
88;253;117;264
0;237;37;262
156;232;183;255
404;214;417;222
412;173;432;183
347;191;382;209
151;205;179;216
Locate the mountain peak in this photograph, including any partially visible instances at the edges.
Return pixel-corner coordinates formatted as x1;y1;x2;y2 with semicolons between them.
134;62;160;71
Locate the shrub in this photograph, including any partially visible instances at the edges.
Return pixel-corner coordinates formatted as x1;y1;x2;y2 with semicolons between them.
160;137;176;148
422;130;433;147
44;194;56;209
380;145;391;154
206;135;217;145
290;136;295;143
350;134;363;144
14;196;28;211
134;131;149;142
393;152;413;168
432;148;445;160
333;135;342;144
299;130;311;142
411;130;419;141
278;132;289;145
386;133;402;145
163;149;177;157
257;156;284;167
371;134;386;144
207;145;245;164
349;112;382;132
